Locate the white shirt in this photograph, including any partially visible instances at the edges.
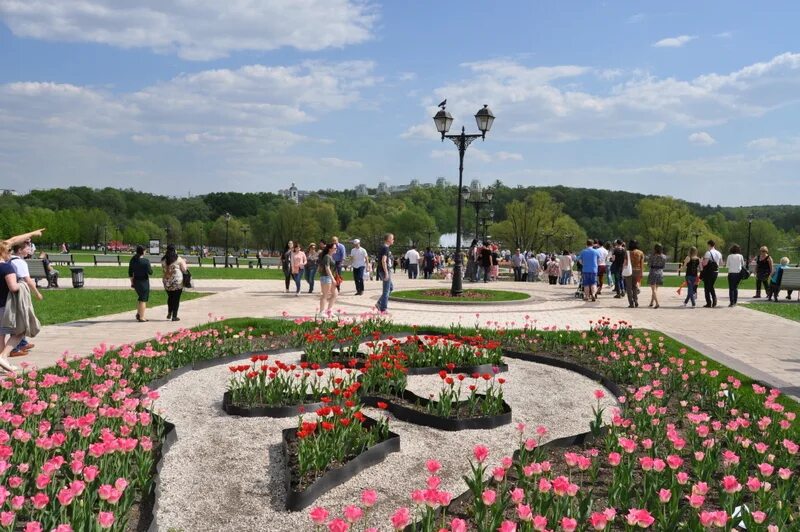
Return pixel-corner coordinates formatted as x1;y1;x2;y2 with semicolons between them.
704;248;723;266
596;246;609;264
726;253;744;273
9;255;30;279
558;255;572;270
404;249;420;264
350;246;368;268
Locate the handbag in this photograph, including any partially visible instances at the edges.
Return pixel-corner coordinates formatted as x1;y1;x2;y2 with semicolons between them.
182;269;192;288
622;251;633;277
334;274;343;287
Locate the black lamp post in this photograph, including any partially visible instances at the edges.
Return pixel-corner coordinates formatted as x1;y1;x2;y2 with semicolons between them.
433;102;495;296
480;209;494;242
224;212;232;268
564;233;574;252
425;229;434;248
542;231;554;253
693;231;701;248
466;186;494;241
102;225;108;254
242;226;249;257
745;213;755;269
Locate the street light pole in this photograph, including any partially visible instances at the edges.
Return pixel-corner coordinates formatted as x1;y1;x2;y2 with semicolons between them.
103;225;107;254
543;232;554;253
224;213;232;268
242;226;249;257
466;186;494;242
433;103;495;297
745;213;755;269
693;231;701;248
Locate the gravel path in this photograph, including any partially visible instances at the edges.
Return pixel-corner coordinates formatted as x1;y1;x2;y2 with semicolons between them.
152;348;617;532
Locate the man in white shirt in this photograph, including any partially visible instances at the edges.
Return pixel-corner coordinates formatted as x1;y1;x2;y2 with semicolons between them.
594;240;609;295
9;240;43;356
701;239;723;308
350;239;369;296
404;246;420;279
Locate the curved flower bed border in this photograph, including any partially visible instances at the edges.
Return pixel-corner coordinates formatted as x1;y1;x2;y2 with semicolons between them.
221;391;325;418
362;391;512;431
283;417;401;512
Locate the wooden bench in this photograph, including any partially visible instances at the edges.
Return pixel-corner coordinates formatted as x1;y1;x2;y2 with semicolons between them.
663;263;681;273
212;256;238;268
184;256;202;267
261;257;281;268
93;255;121;266
47;253;74;265
24;259;50;288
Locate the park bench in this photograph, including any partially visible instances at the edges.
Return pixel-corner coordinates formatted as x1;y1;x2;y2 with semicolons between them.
47;253;74;265
212;256;239;268
93;255;121;266
24;259;51;288
261;257;282;268
184;256;202;267
779;267;800;293
663;263;681;273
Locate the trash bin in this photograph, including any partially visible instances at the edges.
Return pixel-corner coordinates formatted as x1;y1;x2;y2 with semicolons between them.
69;267;84;288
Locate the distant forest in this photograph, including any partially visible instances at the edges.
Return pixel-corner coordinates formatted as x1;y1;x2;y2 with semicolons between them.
1;184;797;258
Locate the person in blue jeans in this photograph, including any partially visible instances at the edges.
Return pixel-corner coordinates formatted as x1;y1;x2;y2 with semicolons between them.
305;243;318;293
375;233;394;312
683;247;700;307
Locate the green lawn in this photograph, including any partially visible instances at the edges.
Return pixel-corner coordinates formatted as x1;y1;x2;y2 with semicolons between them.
391;288;530;302
743;301;800;322
35;289;209;325
53;265;286;280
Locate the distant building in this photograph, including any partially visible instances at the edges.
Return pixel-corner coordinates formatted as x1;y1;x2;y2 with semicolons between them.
0;189;18;196
355;184;368;197
436;177;448;187
278;182;312;203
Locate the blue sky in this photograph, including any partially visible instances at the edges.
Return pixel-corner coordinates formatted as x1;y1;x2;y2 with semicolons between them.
1;1;799;205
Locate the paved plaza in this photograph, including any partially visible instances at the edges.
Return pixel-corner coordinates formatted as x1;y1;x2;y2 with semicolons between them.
21;276;800;402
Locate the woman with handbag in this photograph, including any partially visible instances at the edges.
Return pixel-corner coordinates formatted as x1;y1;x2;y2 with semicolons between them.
290;242;307;296
317;243;338;315
682;247;701;308
161;244;188;321
621;242;637;308
726;244;745;307
646;243;667;308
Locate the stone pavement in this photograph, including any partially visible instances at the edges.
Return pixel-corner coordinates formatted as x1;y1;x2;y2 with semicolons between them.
16;276;800;401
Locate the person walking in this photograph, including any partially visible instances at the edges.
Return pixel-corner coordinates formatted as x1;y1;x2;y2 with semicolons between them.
511;248;525;282
129;245;153;322
161;244;188;321
577;240;601;301
526;254;540;281
622;241;639;308
423;247;436;279
331;236;346;293
701;239;722;308
603;242;614;292
290;242;307;296
753;246;773;298
8;240;43;355
647;243;667;309
611;240;626;297
317;243;337;315
726;244;745;307
546;255;560;284
683;247;700;308
595;240;609;295
305;243;319;293
628;240;645;295
350;239;368;295
558;250;573;285
375;233;394;312
281;241;293;293
0;241;25;373
404;246;420;279
467;239;479;281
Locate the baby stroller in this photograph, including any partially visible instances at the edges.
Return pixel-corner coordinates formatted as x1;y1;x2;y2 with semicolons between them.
573;264;584;299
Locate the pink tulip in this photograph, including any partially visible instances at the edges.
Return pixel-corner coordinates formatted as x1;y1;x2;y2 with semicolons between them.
53;526;73;532
473;445;489;463
450;518;467;532
390;507;411;530
24;522;42;532
97;512;115;529
593;389;605;399
56;488;74;506
625;508;655;528
658;489;671;503
721;475;741;494
309;506;329;525
327;518;349;532
0;512;14;527
532;515;548;531
426;459;442;474
498;521;517;532
510;487;524;503
560;517;578;531
608;452;621;466
588;512;608;530
342;505;362;523
361;489;377;507
481;489;496;505
31;492;49;510
752;511;767;524
686;494;705;508
517;504;532;521
778;467;792;480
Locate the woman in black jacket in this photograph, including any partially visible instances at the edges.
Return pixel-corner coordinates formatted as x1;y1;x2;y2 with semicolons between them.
128;245;153;322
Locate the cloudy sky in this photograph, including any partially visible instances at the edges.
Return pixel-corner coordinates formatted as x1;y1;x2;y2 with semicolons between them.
1;1;799;205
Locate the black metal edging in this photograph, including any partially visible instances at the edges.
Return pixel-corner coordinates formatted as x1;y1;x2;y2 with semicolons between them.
282;417;401;511
222;391;325;418
362;390;512;432
145;420;176;532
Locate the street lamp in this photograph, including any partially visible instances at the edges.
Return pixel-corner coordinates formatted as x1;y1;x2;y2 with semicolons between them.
465;185;494;241
480;209;495;242
693;231;701;248
746;213;755;268
102;225;108;254
242;226;249;257
224;212;232;268
433;102;495;296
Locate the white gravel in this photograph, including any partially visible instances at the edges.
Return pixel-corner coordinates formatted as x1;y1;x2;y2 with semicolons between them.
151;347;616;532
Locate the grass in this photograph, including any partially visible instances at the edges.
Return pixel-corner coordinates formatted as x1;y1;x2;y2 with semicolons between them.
391;288;530;302
53;265;286;280
35;289;209;325
743;301;800;322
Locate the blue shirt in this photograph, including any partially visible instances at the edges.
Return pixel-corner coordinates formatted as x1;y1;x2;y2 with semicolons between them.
0;262;15;308
578;247;601;274
333;243;346;262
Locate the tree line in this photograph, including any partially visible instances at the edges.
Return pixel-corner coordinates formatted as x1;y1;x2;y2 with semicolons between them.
0;184;796;258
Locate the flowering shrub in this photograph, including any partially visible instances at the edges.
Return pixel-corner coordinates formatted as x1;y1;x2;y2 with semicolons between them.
227;357;359;407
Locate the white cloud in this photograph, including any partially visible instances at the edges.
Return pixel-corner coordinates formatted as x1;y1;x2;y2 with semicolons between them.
747;137;779;150
320;157;363;169
430;148;521;163
0;0;377;60
403;52;800;143
496;151;523;161
653;35;697;48
0;60;377;190
626;13;646;24
688;131;716;145
715;31;733;39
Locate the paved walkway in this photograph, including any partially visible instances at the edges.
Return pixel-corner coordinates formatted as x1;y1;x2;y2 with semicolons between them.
17;276;800;401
